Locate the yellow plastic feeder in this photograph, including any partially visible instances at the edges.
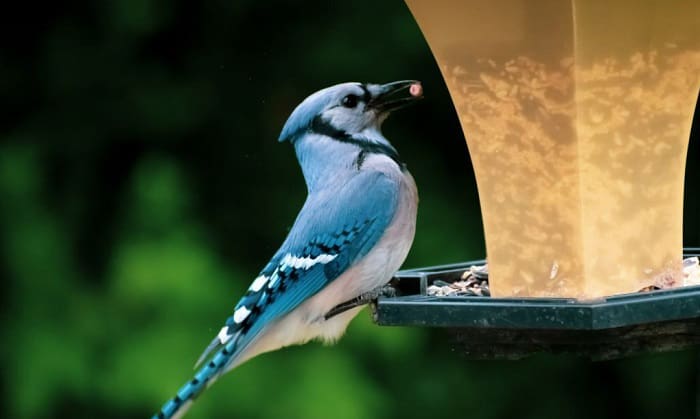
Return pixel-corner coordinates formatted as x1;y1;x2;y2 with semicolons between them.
373;0;700;359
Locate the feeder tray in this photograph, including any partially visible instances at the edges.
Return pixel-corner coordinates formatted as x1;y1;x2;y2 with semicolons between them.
373;248;700;360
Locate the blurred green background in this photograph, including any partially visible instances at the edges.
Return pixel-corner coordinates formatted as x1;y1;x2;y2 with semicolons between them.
1;1;699;418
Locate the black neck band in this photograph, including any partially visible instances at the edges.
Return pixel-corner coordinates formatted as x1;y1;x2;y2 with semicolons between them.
309;116;403;167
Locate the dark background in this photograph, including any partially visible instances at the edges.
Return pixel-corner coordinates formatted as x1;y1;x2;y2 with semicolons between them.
1;1;698;418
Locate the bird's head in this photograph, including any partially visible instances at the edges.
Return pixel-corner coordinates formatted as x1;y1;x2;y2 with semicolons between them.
278;80;423;145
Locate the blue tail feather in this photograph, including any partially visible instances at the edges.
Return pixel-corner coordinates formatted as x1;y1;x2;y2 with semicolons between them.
152;339;238;419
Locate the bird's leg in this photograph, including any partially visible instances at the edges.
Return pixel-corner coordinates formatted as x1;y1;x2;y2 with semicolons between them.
324;282;397;320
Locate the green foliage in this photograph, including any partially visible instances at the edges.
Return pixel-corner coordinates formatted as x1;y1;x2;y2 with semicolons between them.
0;1;698;418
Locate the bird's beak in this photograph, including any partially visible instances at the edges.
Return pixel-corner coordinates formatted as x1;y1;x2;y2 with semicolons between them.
369;80;424;113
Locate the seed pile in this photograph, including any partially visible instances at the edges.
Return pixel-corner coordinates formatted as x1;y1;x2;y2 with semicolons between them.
426;263;490;297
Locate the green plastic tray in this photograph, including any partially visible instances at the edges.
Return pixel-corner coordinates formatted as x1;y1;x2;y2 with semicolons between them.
373;248;700;359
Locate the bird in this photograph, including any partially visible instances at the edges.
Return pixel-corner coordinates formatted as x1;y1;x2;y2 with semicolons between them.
152;80;423;419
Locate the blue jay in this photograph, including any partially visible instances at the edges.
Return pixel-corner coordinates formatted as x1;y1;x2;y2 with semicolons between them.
153;80;422;419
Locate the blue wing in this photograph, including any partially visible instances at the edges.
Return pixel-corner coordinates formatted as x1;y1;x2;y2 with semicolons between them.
203;170;399;365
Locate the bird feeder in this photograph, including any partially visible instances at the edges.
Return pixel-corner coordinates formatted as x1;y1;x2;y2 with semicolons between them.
374;0;700;358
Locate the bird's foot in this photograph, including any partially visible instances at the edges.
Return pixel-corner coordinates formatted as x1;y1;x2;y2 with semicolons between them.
324;282;397;320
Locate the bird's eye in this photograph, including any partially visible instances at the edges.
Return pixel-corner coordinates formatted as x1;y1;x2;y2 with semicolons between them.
341;94;359;108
